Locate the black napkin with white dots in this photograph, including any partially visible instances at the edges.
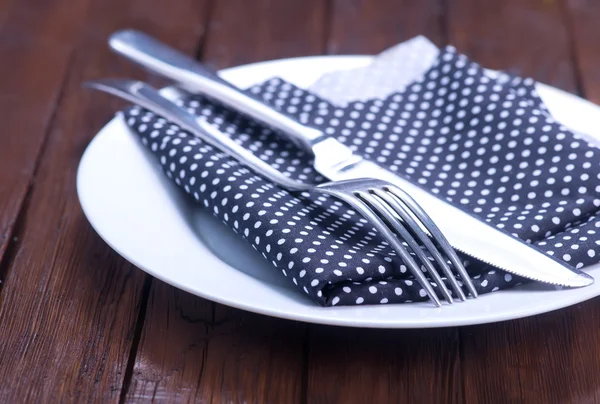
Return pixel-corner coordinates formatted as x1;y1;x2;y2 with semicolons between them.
123;46;600;306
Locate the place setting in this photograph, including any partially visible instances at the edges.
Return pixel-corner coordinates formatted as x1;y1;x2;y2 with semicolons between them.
77;29;600;328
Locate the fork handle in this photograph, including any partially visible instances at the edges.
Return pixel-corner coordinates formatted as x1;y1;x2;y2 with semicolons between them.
85;79;309;192
109;29;325;151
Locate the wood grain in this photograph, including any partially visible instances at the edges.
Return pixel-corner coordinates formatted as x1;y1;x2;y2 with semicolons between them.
126;281;308;403
328;0;445;53
123;283;213;402
124;1;327;402
461;303;600;404
446;0;577;92
202;0;329;70
0;0;91;287
307;326;462;404
0;0;207;401
564;0;600;104
196;305;307;403
446;1;600;403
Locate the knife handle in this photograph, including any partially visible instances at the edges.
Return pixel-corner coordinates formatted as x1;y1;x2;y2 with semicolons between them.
109;29;325;151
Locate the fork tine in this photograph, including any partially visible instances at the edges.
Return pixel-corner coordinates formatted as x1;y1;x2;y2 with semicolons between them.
383;185;479;298
371;188;467;301
334;193;442;306
359;191;455;304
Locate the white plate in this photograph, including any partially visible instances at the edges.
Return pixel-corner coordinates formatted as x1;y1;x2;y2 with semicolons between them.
77;55;600;328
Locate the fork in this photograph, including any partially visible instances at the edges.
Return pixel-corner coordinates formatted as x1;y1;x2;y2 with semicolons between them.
85;78;477;306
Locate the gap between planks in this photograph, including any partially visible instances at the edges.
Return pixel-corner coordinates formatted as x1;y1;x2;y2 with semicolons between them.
115;0;217;399
0;48;80;304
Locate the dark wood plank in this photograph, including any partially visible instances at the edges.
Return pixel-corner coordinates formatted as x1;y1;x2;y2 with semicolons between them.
447;1;600;403
327;0;445;53
124;282;213;402
196;305;307;403
127;281;308;403
308;327;461;404
447;0;577;92
564;0;600;104
461;303;600;404
306;2;463;404
202;0;329;70
124;0;327;402
0;0;208;401
0;0;91;285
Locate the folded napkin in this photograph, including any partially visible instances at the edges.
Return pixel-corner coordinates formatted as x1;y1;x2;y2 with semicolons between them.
310;36;440;106
123;45;600;306
309;36;440;106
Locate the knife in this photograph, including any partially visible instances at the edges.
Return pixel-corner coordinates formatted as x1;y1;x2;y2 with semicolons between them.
108;29;594;287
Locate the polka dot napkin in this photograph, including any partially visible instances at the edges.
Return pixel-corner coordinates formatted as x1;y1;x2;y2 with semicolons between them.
309;36;440;106
123;46;600;306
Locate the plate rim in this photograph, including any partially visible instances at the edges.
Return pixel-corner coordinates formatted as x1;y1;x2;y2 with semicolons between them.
77;54;600;328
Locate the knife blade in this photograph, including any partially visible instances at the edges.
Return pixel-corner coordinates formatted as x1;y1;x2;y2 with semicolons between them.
108;29;594;287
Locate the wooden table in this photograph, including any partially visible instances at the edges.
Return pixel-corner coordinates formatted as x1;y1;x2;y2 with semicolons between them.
1;0;599;402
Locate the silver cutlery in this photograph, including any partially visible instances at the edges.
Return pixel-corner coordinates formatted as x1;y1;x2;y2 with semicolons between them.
107;29;594;288
85;78;482;306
